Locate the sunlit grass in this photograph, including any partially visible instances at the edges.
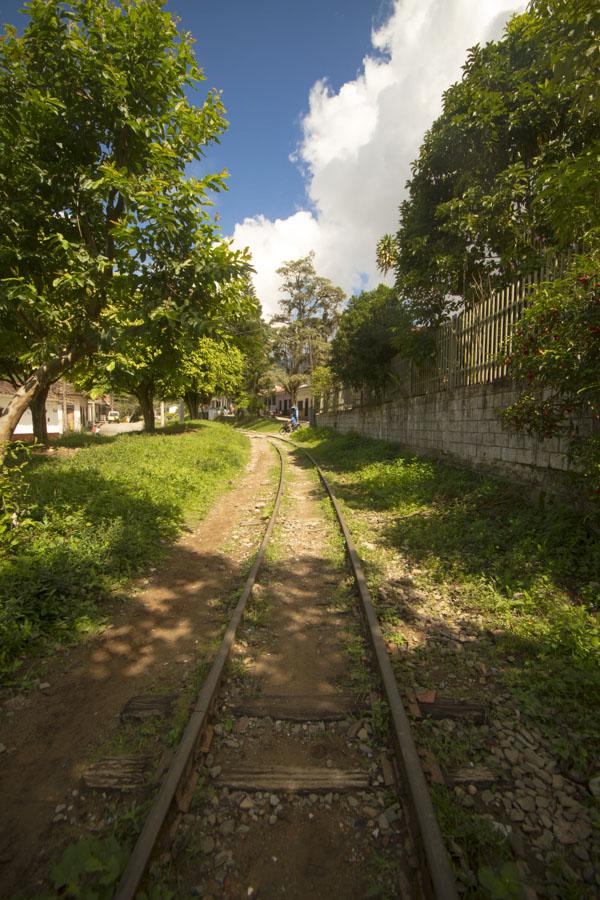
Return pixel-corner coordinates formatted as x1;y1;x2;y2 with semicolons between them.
0;422;249;682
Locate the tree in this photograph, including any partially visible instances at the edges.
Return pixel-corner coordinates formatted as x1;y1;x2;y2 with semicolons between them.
0;0;248;451
177;339;245;420
0;328;52;445
77;272;258;431
233;311;275;414
392;0;600;324
310;364;338;410
330;285;410;392
271;253;345;401
502;241;600;497
269;369;305;407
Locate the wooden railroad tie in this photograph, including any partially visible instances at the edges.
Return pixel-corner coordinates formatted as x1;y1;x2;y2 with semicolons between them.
80;755;152;792
229;692;364;722
216;765;370;792
445;765;497;786
120;694;174;723
418;697;488;724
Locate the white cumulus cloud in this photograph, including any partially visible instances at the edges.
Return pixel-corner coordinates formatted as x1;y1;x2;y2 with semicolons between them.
232;0;525;317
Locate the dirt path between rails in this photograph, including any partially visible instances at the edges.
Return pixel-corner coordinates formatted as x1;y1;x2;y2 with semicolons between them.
168;443;416;899
0;435;276;897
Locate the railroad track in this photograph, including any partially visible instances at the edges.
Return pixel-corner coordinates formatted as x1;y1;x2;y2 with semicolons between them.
112;435;458;899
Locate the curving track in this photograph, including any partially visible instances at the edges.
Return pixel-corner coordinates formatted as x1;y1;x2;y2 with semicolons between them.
114;435;458;899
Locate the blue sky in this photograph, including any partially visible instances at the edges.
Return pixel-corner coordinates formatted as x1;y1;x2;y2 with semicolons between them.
174;0;392;235
0;1;524;314
0;0;389;234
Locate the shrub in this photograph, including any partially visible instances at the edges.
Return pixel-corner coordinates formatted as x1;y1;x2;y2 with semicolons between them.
503;241;600;497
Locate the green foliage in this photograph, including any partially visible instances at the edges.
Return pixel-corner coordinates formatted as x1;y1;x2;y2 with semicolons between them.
0;442;34;550
503;243;600;496
75;275;261;428
0;423;248;681
330;284;410;391
50;834;129;900
430;785;514;892
0;0;249;440
47;800;175;900
392;0;600;323
231;299;275;412
295;427;600;762
478;862;524;899
310;365;337;404
180;337;245;403
75;273;257;430
375;234;398;276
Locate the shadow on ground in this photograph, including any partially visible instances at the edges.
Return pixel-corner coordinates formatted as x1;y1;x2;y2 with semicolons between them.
289;432;600;757
0;541;246;896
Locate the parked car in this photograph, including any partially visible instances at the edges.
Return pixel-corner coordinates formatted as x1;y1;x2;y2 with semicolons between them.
107;410;120;422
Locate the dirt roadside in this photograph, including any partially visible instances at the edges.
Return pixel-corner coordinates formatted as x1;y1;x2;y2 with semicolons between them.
0;434;276;896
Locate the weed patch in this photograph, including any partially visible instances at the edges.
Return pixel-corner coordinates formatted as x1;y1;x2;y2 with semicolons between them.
0;423;248;683
295;427;600;758
294;427;600;892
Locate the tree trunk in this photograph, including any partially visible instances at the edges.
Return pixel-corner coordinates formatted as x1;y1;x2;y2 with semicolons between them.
0;350;82;458
136;386;156;433
31;382;51;446
184;390;200;420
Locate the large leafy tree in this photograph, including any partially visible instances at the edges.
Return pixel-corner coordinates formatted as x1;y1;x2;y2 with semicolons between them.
503;240;600;497
83;332;246;430
177;338;245;420
271;253;345;402
232;308;275;414
391;0;600;324
77;274;258;431
0;0;248;449
330;285;410;392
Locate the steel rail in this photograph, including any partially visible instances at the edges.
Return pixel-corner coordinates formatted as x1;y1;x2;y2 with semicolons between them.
114;440;286;900
271;434;459;900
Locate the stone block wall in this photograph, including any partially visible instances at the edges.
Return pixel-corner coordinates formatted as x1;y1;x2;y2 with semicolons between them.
316;379;592;490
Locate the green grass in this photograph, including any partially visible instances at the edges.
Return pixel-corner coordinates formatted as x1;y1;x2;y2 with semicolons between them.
227;414;283;433
295;427;599;754
0;422;249;683
294;427;599;891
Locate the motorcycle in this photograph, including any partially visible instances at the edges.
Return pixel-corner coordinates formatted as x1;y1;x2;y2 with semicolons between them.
280;420;301;434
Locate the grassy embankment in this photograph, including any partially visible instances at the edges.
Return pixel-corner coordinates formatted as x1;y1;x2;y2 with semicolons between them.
0;422;249;684
227;414;283;433
294;427;599;891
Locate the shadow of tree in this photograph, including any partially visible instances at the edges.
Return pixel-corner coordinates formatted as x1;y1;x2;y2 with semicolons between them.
293;431;600;596
290;430;600;764
0;538;252;895
0;424;248;681
0;467;185;679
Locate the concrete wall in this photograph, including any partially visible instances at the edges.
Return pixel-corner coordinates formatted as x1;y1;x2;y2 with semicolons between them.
316;379;593;490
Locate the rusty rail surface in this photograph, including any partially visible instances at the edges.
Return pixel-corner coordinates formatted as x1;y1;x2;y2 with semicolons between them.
114;440;285;900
